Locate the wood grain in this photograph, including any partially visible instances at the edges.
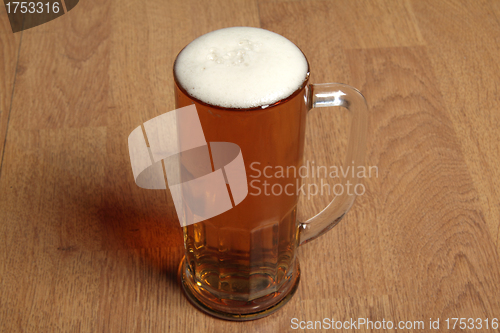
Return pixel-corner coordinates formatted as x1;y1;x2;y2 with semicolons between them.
0;9;21;171
8;0;110;130
346;44;500;323
1;0;500;332
411;0;500;250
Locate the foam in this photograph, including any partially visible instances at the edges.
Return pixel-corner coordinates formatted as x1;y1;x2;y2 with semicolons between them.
174;27;309;109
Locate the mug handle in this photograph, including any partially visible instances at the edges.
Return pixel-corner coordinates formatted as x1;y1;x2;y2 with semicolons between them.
298;83;368;245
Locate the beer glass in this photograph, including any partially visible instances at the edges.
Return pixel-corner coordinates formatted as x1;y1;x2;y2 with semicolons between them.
174;28;368;320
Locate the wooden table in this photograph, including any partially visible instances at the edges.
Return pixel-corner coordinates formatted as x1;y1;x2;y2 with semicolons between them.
1;0;499;332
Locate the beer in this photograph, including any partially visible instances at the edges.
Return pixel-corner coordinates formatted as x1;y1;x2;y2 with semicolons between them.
174;27;309;316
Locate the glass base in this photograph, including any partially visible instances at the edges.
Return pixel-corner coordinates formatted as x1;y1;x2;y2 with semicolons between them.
178;257;301;321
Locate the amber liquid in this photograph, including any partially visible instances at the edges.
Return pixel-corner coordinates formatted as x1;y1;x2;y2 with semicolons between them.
175;79;308;314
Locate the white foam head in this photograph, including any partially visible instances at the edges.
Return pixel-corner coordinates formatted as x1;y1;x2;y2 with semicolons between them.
174;27;309;109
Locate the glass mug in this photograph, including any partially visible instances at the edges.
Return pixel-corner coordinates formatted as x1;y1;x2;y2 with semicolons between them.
173;27;368;320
